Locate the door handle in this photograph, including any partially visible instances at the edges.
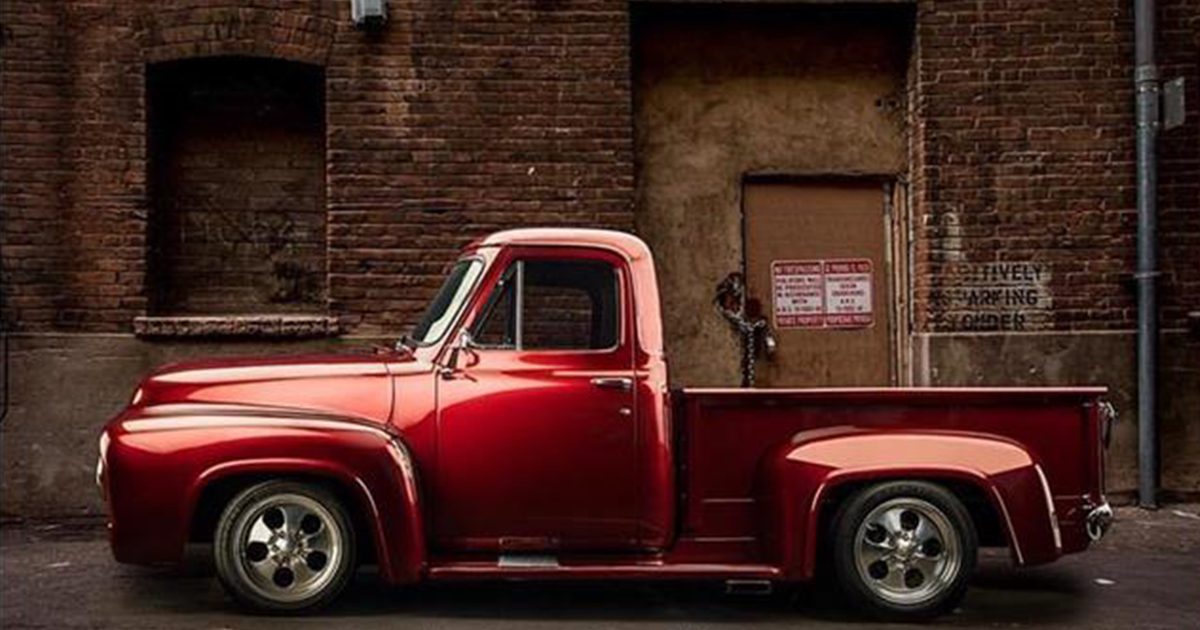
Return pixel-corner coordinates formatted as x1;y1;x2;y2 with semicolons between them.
590;377;633;392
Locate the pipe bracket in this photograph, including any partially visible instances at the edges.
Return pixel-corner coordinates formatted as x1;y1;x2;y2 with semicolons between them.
1135;64;1160;83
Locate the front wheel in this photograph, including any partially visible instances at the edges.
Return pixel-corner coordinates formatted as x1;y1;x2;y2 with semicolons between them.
214;480;357;613
831;481;977;621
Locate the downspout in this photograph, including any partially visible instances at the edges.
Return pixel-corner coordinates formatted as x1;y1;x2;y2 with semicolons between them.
1134;0;1160;509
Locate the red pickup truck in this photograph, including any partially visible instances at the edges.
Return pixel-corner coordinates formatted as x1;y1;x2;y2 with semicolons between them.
99;228;1114;620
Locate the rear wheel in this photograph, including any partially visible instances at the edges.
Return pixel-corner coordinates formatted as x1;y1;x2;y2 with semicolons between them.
214;480;356;613
831;481;977;621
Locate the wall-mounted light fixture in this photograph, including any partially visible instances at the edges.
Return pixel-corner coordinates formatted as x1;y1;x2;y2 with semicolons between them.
351;0;387;30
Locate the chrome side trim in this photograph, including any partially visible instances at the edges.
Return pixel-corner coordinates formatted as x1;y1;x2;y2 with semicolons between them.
1034;465;1063;552
986;486;1025;565
498;554;559;569
122;416;390;437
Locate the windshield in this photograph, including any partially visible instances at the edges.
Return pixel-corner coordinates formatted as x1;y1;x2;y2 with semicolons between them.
407;259;484;346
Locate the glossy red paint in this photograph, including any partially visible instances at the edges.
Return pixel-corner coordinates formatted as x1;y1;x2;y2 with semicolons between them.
101;228;1109;588
433;245;640;550
135;353;395;424
102;403;425;583
679;387;1106;574
758;428;1058;579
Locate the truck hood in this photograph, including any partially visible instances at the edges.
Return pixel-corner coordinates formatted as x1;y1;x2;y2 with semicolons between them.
131;352;397;425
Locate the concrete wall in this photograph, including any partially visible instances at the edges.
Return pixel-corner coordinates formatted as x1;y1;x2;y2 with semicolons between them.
5;329;1195;517
916;330;1200;496
0;334;386;517
632;3;912;386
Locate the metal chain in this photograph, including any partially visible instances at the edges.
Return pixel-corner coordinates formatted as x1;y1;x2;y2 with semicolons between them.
715;273;768;387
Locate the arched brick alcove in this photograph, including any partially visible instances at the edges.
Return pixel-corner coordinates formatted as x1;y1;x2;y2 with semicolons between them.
135;5;341;327
145;56;328;317
140;4;339;66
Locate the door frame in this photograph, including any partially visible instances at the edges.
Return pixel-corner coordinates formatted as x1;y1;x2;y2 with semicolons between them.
739;173;912;386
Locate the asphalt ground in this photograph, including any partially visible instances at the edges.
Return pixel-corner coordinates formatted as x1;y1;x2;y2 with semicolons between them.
2;504;1198;630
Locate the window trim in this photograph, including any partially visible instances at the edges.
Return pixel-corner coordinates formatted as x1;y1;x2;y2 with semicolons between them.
515;260;526;350
469;257;625;354
469;262;519;350
410;256;486;348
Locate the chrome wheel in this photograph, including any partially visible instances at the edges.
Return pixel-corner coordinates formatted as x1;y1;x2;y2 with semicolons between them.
853;497;962;606
232;493;344;604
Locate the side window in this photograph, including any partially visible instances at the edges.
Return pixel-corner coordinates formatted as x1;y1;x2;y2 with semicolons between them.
473;267;517;348
524;260;618;350
472;259;620;351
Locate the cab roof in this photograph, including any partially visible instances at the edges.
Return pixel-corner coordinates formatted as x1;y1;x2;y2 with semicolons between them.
466;228;652;262
462;227;663;359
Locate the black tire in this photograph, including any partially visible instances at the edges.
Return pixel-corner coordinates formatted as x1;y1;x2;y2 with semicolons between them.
830;481;977;621
214;480;357;614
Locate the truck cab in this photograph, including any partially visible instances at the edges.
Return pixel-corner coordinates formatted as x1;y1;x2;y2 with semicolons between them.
100;228;1113;620
400;230;674;553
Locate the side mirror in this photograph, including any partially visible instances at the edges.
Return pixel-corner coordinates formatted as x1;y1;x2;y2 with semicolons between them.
441;330;476;378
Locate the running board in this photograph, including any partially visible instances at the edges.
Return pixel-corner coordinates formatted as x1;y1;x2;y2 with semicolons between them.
429;560;782;581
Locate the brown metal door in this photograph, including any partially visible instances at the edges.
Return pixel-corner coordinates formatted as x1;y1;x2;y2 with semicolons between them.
744;180;892;387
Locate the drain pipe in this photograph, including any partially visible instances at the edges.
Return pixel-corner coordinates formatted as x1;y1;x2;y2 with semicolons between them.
1134;0;1160;509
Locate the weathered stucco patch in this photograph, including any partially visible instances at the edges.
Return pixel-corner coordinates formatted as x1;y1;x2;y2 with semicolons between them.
633;4;911;386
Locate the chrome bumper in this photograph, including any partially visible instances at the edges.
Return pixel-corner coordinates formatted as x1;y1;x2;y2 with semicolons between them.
1086;502;1114;542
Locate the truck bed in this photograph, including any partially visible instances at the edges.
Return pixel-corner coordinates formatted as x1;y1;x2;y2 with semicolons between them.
675;387;1107;564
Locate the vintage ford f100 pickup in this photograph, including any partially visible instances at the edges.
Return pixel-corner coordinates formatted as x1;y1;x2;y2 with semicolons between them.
99;228;1114;619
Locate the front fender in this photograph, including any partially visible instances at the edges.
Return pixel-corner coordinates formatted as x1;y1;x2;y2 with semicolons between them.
758;428;1061;580
103;404;425;584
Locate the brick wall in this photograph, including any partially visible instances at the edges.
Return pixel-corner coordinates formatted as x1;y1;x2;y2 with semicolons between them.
1158;0;1200;329
911;0;1200;334
0;0;634;336
2;1;147;332
1;0;1199;514
0;0;1197;337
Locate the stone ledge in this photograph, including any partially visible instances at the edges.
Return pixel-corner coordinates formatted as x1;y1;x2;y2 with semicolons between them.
133;315;343;339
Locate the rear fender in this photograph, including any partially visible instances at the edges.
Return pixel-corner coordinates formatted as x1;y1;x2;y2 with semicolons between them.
758;428;1061;580
105;407;426;584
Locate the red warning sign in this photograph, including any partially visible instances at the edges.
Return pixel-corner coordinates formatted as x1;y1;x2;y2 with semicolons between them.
771;258;874;329
772;261;824;328
823;259;874;327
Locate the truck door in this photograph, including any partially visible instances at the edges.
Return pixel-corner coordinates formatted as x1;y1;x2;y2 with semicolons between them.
744;179;894;386
434;247;640;552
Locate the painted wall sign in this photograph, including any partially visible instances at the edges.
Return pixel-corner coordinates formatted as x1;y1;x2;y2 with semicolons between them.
929;261;1052;331
771;258;874;329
